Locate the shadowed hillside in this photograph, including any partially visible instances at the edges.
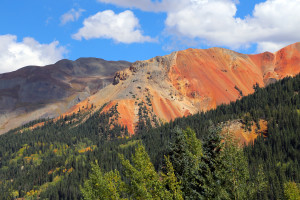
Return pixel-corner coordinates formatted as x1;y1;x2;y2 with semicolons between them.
0;58;131;134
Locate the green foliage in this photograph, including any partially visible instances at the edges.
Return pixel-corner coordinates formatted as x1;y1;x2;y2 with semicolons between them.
81;161;127;200
168;127;203;199
119;144;176;199
120;144;163;199
0;104;129;199
161;156;184;200
82;144;183;200
252;164;268;199
284;181;300;200
219;132;252;200
0;181;14;200
242;112;253;131
119;140;140;149
168;127;254;200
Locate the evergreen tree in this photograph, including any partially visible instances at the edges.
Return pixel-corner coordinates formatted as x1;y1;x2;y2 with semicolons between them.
81;161;127;200
219;132;253;200
168;127;203;199
161;156;184;200
119;144;167;199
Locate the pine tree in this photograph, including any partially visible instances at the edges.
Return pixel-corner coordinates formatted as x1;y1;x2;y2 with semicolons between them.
119;144;167;199
220;132;253;200
80;161;127;200
168;127;203;199
161;156;184;200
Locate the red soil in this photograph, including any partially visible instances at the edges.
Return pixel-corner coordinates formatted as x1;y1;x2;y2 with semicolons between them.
170;43;300;111
152;91;183;122
102;99;136;135
53;43;300;141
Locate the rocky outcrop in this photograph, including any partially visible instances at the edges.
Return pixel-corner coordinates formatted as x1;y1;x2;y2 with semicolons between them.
113;70;130;85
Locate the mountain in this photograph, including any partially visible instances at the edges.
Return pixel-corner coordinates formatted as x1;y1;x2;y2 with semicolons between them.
0;71;299;199
65;42;300;134
1;42;300;135
0;58;131;134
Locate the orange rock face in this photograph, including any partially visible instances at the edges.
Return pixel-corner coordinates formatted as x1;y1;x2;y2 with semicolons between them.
62;42;300;136
101;99;136;135
151;91;183;122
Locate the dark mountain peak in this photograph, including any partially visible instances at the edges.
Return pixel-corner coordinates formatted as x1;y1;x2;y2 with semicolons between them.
0;57;131;134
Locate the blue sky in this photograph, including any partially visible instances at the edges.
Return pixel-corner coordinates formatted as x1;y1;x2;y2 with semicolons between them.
1;0;300;73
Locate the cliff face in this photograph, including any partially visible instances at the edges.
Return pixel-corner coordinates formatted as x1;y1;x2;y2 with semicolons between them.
0;58;131;134
62;42;300;135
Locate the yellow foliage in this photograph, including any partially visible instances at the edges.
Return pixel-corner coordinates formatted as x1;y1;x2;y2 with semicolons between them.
17;145;28;156
62;167;74;173
78;146;94;153
119;140;140;149
284;181;300;200
26;189;38;197
53;176;62;183
67;167;74;173
12;190;19;197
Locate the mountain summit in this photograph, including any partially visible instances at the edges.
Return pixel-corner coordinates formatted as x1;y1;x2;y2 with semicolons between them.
66;42;300;134
1;43;300;134
0;58;131;134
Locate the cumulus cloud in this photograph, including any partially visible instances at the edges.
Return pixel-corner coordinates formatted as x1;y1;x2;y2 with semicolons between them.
72;10;155;43
256;41;290;53
60;8;85;25
0;34;67;73
99;0;300;52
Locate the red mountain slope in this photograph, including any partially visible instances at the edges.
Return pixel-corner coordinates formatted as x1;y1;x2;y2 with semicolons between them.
67;42;300;135
4;43;300;135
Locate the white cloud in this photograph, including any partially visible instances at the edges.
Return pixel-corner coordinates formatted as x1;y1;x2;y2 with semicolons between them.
99;0;300;52
72;10;155;43
60;8;85;25
0;34;67;73
256;42;290;53
164;0;300;51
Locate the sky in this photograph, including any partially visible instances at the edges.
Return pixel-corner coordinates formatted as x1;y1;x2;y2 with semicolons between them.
1;0;300;73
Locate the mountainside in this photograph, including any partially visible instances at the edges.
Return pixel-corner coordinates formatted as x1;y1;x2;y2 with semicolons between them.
0;72;299;199
67;42;300;134
1;42;300;135
0;58;131;134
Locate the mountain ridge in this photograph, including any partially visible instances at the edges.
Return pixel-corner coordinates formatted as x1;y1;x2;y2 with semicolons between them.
64;42;300;134
0;58;131;134
1;42;300;135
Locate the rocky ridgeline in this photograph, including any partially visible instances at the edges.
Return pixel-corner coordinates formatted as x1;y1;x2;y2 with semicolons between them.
112;52;177;86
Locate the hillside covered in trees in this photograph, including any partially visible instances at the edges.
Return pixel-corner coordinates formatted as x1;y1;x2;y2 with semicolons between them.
0;74;299;199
